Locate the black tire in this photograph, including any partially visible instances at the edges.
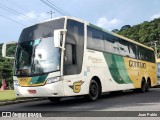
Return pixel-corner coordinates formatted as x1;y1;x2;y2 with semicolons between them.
145;82;150;92
133;80;146;93
48;97;61;103
140;80;146;93
87;79;100;101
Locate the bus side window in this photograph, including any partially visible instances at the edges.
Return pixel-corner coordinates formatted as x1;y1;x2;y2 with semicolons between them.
118;39;130;57
65;43;76;65
64;43;78;75
129;43;137;59
64;19;84;75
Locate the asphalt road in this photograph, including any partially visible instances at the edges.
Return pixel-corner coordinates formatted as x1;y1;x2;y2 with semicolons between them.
1;88;160;119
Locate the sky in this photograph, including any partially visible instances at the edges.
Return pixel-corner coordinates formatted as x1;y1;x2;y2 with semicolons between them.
0;0;160;43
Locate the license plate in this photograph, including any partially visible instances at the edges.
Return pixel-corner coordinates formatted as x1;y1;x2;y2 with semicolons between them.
28;90;37;94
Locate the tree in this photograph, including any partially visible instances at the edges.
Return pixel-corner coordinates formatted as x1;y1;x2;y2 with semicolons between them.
117;18;160;46
120;25;131;31
0;43;15;89
112;29;119;33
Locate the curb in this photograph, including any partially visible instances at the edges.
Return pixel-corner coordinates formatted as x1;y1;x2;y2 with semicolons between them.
0;98;47;106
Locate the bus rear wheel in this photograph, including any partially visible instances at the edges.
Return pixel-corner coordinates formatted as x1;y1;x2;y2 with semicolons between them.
135;80;146;93
133;79;147;93
48;97;61;103
145;82;150;92
140;80;146;93
87;79;100;101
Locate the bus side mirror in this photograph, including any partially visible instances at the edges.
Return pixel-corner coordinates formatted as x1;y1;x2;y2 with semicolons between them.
54;29;67;49
2;43;6;58
2;42;16;59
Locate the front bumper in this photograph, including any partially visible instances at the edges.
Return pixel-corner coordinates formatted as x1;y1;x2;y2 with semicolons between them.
14;81;64;97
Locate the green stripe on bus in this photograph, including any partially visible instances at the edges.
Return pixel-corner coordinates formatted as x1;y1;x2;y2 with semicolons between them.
103;52;132;84
30;75;48;84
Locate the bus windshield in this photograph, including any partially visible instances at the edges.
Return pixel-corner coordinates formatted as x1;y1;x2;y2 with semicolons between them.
14;18;64;76
15;37;60;76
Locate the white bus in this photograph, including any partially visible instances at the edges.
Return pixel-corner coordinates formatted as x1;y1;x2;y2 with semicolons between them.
2;16;157;102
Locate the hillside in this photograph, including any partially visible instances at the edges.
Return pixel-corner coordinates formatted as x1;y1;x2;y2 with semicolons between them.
116;18;160;45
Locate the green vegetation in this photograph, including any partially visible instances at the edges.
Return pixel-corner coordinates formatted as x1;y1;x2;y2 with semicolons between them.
114;18;160;45
0;44;16;89
0;90;16;101
0;90;28;102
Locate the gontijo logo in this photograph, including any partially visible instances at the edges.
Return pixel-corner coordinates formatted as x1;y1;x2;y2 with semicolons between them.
129;60;146;68
69;80;84;93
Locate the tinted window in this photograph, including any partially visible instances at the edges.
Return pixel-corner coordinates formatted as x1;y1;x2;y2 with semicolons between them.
87;26;104;51
138;46;145;60
64;19;84;75
19;18;65;43
104;33;119;54
87;25;155;63
127;43;137;58
117;39;130;57
137;45;155;62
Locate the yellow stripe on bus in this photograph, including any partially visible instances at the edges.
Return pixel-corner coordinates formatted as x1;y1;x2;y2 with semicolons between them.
124;57;157;88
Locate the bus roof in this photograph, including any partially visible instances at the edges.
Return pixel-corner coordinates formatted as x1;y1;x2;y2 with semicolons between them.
25;16;154;51
66;16;154;51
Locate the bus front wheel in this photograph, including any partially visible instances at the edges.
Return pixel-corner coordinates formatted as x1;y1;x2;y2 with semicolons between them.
87;79;100;101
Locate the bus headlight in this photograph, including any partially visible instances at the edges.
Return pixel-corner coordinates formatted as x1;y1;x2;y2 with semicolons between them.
14;80;20;86
46;77;60;84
